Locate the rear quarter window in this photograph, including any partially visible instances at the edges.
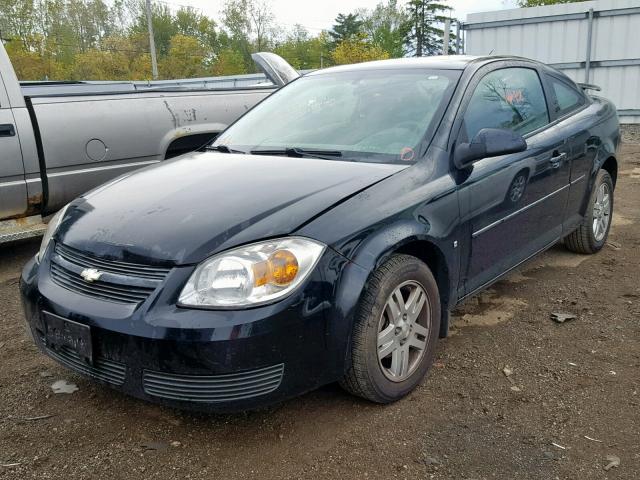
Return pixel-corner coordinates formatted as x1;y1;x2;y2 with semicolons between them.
549;76;586;116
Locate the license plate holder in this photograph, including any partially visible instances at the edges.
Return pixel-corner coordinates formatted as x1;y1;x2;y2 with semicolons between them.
43;312;93;364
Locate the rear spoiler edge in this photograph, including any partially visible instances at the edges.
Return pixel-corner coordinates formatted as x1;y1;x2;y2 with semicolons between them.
577;82;601;92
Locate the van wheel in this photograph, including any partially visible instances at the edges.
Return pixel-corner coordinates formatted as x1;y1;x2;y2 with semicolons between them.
565;169;614;254
340;254;440;403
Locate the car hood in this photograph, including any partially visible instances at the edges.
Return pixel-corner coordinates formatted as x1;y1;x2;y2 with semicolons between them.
57;151;406;264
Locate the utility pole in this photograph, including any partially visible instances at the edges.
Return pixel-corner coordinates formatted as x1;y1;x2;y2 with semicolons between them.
442;18;451;55
145;0;159;80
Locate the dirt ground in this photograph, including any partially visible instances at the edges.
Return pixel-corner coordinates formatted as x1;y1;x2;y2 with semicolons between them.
1;144;639;480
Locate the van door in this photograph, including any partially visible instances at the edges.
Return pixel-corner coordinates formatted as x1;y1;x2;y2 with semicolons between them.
0;75;28;219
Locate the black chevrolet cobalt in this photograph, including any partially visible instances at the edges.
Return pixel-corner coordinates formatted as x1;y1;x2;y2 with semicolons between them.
21;55;619;411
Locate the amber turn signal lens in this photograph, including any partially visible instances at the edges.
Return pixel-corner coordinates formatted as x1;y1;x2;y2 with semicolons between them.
251;250;299;288
269;250;299;286
252;260;270;287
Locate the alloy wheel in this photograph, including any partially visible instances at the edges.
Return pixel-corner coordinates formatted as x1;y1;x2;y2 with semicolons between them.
377;280;431;382
592;182;611;242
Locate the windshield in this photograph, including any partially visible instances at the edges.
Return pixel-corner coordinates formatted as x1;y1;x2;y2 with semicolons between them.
213;68;460;164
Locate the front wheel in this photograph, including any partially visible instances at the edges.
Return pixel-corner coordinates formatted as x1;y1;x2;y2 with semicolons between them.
565;169;614;254
340;254;440;403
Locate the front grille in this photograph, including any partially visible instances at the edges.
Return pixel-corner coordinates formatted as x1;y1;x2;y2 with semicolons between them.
45;345;127;386
55;243;171;280
49;243;170;304
143;364;284;403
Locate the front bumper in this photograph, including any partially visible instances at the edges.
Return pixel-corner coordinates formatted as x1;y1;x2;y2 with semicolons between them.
20;248;364;412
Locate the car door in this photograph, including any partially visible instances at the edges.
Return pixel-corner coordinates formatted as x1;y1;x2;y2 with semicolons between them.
542;73;594;231
0;75;27;219
455;65;571;296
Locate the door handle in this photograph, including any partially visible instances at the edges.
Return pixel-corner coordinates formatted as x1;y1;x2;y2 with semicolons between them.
549;152;566;169
0;124;15;137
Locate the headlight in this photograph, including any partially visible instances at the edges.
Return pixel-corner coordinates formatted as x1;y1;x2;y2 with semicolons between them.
37;204;70;262
178;237;325;308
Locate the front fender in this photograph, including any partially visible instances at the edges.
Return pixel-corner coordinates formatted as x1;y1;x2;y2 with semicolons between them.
299;165;462;347
324;219;458;370
339;219;447;274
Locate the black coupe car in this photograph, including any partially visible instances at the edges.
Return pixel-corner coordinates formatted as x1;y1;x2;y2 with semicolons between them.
21;55;619;411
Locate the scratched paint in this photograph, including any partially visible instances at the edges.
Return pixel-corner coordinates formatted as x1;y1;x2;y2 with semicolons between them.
163;100;179;128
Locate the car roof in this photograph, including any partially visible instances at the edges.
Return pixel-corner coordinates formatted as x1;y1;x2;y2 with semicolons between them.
308;55;538;75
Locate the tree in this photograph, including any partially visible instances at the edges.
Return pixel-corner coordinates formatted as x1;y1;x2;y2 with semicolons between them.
4;46;45;80
221;0;275;71
405;0;455;57
212;48;247;75
72;48;129;80
332;34;390;65
358;1;410;58
329;13;364;46
175;7;218;52
1;0;341;81
274;26;330;69
0;0;40;49
130;2;177;57
160;34;210;79
247;0;274;52
102;34;152;79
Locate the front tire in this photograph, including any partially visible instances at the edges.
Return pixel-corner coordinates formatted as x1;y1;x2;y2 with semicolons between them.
340;254;440;403
565;169;614;254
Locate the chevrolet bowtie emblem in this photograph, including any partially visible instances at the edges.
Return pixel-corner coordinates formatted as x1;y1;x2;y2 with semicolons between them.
80;268;103;283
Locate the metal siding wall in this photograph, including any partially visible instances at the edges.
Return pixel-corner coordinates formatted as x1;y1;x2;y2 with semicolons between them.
465;0;640;123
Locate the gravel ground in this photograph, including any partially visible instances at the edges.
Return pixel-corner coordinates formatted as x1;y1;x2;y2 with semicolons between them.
621;124;640;144
1;144;639;479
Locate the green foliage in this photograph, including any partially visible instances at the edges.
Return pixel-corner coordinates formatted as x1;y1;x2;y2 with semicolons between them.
405;0;456;56
221;0;274;72
358;0;410;58
130;2;177;56
273;27;330;69
160;34;211;79
329;13;364;46
0;0;460;81
332;34;390;65
0;0;258;80
212;48;247;76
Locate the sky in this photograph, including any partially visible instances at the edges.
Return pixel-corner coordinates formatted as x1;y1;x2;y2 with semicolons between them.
165;0;518;33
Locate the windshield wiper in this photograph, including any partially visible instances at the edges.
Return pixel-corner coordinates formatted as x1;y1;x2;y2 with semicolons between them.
206;144;246;154
250;147;343;160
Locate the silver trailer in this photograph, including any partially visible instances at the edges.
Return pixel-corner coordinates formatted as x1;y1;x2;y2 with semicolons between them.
0;45;299;242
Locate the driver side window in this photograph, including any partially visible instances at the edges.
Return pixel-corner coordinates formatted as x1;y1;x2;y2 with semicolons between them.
463;67;549;141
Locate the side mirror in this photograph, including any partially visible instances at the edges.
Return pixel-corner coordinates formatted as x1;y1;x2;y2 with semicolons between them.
454;128;527;169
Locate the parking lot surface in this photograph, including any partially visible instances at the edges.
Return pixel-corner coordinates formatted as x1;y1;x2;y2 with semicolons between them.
1;144;639;479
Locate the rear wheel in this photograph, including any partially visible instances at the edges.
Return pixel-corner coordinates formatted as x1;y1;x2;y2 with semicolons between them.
340;254;440;403
565;169;614;254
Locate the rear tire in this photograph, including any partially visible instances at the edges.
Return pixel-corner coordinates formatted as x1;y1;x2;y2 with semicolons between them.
565;169;613;254
340;254;440;403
